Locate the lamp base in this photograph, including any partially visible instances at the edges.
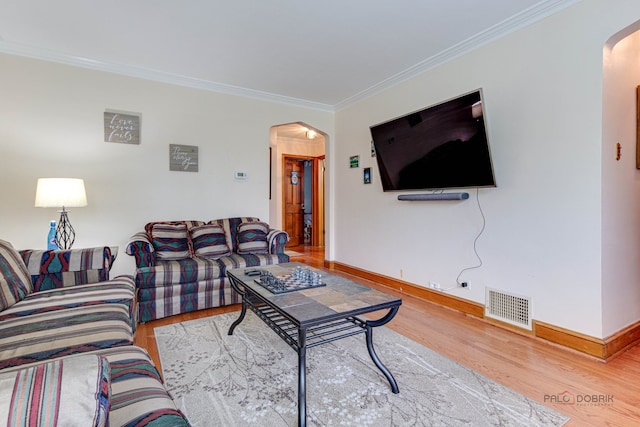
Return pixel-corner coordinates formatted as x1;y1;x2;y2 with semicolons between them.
56;209;76;250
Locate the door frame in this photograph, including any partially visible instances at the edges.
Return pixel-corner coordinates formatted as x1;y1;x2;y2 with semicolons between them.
311;155;325;247
282;154;323;247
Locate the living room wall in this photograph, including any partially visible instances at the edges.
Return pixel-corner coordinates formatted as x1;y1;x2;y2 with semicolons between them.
0;53;333;278
602;26;640;336
332;0;640;339
2;0;639;342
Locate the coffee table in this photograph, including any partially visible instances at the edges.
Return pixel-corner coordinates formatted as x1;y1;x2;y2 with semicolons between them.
226;262;402;427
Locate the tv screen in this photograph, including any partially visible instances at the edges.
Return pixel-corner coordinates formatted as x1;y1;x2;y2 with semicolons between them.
370;90;496;192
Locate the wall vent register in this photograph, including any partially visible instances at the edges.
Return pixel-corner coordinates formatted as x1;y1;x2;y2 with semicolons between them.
485;287;532;330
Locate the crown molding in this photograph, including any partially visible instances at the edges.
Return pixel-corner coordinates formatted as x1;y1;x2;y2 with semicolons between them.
0;0;579;113
334;0;582;111
0;40;335;112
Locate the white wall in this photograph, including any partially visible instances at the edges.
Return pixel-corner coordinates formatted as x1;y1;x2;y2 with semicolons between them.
333;0;640;338
3;0;640;340
0;54;333;278
602;27;640;337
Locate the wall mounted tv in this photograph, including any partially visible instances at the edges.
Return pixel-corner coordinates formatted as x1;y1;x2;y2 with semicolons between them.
370;89;496;192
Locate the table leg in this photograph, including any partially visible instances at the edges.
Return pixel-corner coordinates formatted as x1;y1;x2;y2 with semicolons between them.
228;302;247;335
365;306;400;393
227;275;247;335
298;328;307;427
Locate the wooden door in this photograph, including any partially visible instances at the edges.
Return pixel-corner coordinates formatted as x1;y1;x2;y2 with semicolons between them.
284;158;304;246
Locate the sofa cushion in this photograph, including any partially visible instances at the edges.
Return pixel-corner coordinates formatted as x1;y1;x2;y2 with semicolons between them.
97;346;190;427
0;347;190;427
217;253;290;272
190;224;231;259
149;223;191;260
136;257;221;289
236;221;269;254
208;217;260;253
0;303;134;370
0;239;33;311
0;354;110;427
0;276;136;328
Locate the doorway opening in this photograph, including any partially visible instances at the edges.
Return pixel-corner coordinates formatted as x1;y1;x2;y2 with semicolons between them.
269;123;326;249
283;155;325;247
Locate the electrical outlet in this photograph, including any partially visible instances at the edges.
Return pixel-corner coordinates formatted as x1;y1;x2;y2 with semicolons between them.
429;281;440;290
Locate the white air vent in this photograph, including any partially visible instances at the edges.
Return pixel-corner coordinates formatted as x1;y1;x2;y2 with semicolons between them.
485;288;532;330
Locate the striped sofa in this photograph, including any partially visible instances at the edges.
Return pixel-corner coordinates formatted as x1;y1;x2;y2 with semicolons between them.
0;239;190;426
126;217;290;322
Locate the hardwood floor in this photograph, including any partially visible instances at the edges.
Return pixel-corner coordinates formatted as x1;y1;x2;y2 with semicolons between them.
134;246;640;426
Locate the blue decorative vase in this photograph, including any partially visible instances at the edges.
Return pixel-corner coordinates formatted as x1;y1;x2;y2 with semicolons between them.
47;220;59;250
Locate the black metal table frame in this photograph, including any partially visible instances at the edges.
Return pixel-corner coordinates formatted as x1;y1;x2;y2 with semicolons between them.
227;271;400;427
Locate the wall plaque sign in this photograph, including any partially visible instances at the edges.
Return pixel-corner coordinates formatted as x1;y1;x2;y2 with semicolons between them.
170;144;199;172
349;155;360;168
104;111;140;144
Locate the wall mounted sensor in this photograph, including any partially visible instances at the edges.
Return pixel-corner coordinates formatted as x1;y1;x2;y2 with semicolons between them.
234;171;248;181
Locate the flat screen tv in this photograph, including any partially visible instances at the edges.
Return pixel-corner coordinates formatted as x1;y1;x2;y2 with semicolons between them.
370;89;496;192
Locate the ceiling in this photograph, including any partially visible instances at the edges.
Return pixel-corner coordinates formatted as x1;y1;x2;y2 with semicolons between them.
276;123;326;141
0;0;580;111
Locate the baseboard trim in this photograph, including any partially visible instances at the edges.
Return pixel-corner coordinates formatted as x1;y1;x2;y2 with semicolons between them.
327;261;484;317
603;320;640;359
326;260;640;361
534;321;607;358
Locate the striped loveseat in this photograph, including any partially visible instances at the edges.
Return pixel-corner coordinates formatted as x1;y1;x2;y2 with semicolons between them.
126;217;290;322
0;239;190;426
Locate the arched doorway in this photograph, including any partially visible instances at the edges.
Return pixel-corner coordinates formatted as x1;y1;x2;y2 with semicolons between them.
601;22;640;335
269;123;326;248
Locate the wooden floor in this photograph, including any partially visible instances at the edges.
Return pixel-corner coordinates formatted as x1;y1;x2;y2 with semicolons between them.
135;246;640;426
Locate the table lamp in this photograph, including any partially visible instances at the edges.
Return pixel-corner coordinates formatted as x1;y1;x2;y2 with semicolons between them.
35;178;87;249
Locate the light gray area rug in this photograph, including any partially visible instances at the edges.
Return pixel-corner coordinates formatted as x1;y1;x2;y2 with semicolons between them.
155;312;569;426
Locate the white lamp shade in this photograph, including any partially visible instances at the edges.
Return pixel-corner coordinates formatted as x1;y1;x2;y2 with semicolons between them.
35;178;88;208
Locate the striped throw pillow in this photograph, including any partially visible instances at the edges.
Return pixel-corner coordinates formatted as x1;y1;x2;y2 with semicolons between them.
236;221;269;254
190;224;231;259
150;223;191;260
0;354;110;427
0;239;33;310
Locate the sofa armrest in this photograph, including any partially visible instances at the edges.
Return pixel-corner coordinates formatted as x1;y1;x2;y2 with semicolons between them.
126;231;156;268
267;229;289;254
19;246;117;292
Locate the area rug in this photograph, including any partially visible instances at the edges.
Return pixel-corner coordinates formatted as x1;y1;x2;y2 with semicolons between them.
155;312;569;426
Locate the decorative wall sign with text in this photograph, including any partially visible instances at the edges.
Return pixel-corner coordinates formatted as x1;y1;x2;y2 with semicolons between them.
104;111;140;144
170;144;199;172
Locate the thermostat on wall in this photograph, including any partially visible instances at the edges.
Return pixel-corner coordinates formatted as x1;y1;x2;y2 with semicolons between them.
234;171;248;181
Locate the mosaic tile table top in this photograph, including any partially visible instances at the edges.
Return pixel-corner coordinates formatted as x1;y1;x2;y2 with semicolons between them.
227;262;401;327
